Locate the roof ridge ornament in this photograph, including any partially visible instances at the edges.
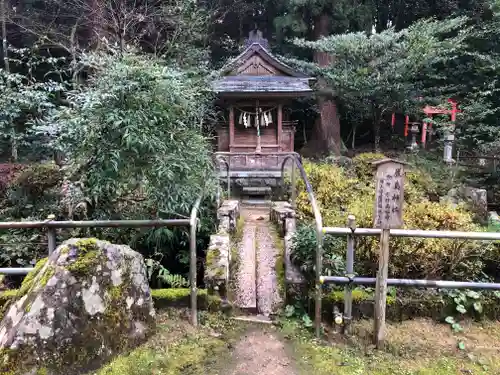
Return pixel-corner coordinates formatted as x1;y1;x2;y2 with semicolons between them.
244;25;269;50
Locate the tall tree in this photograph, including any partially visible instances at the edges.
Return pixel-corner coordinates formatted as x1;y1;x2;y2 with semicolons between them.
453;0;500;154
292;17;470;150
274;0;373;155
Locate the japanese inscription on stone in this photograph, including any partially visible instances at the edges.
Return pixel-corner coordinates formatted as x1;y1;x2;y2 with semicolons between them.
373;159;406;229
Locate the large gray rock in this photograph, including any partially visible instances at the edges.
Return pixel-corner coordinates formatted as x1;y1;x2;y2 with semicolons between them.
441;185;488;222
0;238;155;374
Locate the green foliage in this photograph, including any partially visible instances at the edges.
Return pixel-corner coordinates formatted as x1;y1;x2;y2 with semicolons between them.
290;224;345;281
0;163;64;268
42;52;214;217
0;51;219;272
451;1;500;155
291;17;470;147
294;154;498;281
33;52;217;270
0;45;65;162
146;258;190;288
295;160;369;225
157;267;190;288
284;303;314;329
351;152;386;179
443;289;500;355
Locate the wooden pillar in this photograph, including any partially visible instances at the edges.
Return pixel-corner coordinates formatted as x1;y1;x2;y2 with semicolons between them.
229;106;235;149
277;104;283;150
374;228;390;348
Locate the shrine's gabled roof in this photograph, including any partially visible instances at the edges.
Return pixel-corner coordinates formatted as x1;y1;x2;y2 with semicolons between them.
213;32;313;96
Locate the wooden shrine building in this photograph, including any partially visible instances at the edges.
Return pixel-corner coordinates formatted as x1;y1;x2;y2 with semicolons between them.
212;29;313;171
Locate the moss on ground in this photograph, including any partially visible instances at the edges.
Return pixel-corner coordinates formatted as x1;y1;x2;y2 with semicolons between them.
227;217;243;306
96;311;500;375
2;300;500;374
232;215;245;243
96;309;244;375
280;317;500;375
270;226;286;299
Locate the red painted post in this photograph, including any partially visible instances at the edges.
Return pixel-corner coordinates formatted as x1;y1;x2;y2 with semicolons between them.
450;100;457;122
421;122;427;146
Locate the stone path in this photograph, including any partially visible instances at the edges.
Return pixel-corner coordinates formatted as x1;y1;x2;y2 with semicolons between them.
255;218;282;316
234;220;257;311
234;205;282;316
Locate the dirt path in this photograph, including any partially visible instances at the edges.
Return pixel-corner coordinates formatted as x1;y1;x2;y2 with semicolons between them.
227;329;298;375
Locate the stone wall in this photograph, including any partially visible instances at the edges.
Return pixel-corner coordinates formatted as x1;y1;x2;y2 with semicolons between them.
204;200;240;303
270;202;305;287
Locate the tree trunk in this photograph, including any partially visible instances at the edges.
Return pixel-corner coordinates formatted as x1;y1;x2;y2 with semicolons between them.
1;0;17;161
375;0;390;33
374;121;381;152
372;102;381;151
89;0;105;50
311;12;342;156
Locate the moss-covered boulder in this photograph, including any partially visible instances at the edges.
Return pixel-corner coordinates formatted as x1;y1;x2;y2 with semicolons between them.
0;238;155;374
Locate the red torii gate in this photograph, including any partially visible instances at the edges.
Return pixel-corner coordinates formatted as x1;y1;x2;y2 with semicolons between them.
391;99;460;147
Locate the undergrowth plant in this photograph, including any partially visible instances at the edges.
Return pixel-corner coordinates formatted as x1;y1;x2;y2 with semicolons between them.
443;289;500;352
284;303;314;329
145;258;189;288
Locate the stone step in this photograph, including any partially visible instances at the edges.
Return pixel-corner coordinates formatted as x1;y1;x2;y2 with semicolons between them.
241;199;272;207
231;314;273;325
242;186;272;196
219;170;282;179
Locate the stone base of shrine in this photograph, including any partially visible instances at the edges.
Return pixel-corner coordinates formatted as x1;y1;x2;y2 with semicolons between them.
218;170;285;198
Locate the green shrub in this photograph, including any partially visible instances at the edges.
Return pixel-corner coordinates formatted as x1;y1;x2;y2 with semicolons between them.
290;224;345;282
9;163;62;198
351;152;386;179
294;154;497;281
295;161;370;225
354;201;490;280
